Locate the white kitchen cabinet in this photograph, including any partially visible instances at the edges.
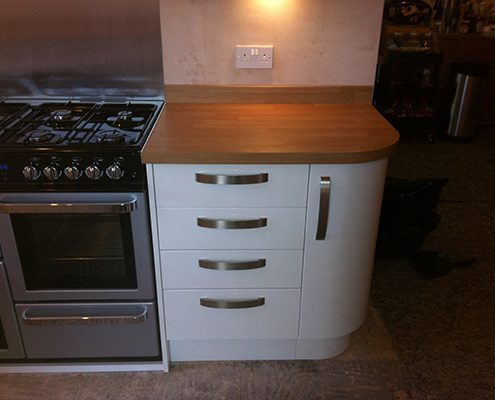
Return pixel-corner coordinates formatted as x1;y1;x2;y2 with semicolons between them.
148;160;388;363
297;160;388;358
150;164;307;362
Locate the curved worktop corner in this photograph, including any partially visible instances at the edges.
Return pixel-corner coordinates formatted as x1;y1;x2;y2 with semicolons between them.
141;103;399;164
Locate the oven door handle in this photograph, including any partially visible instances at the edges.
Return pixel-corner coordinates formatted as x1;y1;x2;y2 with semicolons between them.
0;199;137;214
21;307;148;326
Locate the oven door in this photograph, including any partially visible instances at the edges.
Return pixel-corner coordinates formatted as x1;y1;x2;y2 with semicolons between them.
0;192;155;302
0;260;25;359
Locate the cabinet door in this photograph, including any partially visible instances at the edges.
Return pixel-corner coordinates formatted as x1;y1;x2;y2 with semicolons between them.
299;159;388;339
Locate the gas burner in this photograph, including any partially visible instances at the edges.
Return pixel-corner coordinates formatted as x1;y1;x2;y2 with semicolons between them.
45;108;80;129
25;130;61;144
51;109;73;121
94;130;127;144
117;111;133;120
109;110;143;129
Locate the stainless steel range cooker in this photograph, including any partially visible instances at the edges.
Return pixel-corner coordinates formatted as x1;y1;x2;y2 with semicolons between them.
0;0;164;364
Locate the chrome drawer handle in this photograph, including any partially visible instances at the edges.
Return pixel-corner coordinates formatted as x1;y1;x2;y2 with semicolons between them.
200;297;265;309
316;176;331;240
195;173;268;185
198;258;266;271
197;217;267;229
21;308;148;326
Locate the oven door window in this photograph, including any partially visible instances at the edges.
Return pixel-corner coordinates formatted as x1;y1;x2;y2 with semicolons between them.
11;213;137;290
0;319;7;350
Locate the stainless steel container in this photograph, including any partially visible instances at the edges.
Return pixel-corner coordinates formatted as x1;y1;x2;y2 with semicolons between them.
446;63;490;140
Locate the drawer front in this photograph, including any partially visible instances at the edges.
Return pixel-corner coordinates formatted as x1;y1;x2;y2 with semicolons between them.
157;208;306;250
153;164;309;208
15;302;160;359
161;250;303;289
164;289;300;340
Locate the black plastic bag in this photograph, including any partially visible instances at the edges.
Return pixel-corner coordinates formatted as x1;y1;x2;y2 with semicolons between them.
376;178;448;259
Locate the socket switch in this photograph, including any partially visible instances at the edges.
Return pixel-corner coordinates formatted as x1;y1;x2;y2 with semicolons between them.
235;45;273;69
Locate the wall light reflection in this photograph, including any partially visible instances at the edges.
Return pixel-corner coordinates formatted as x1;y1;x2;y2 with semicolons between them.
256;0;287;9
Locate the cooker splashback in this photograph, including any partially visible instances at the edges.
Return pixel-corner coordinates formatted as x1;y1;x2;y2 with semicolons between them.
0;0;164;101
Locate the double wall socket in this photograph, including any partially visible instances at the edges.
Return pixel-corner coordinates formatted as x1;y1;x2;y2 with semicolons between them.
235;45;273;69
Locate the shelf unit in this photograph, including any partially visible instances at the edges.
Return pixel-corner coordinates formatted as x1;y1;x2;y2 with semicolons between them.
374;50;443;132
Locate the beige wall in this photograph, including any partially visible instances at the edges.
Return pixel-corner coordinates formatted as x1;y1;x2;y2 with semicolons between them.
160;0;385;86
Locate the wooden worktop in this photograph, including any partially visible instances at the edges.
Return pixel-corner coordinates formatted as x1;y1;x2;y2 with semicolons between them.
142;103;399;164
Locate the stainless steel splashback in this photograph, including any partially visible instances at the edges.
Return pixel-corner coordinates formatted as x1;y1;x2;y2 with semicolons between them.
0;0;164;101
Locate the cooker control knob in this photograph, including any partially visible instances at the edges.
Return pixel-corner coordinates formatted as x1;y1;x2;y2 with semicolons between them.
105;164;124;180
64;165;82;181
85;164;103;180
22;164;41;181
43;165;61;181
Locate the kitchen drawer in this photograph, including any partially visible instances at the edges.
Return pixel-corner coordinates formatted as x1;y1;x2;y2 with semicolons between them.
163;289;300;340
152;164;309;208
157;208;306;250
15;302;160;359
161;250;303;289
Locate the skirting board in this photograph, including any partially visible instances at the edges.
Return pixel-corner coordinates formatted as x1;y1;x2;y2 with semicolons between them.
164;85;373;105
169;336;351;362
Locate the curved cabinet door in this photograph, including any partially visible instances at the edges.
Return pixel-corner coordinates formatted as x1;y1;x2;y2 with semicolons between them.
299;159;388;339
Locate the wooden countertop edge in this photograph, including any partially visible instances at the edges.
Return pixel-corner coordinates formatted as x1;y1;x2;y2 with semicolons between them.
141;143;398;165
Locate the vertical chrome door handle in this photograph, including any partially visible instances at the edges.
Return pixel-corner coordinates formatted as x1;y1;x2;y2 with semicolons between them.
316;176;331;240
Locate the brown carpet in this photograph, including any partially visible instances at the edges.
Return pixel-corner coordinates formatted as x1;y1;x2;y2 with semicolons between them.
371;127;495;400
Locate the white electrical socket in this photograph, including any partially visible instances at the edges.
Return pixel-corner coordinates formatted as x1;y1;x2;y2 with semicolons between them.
235;45;273;69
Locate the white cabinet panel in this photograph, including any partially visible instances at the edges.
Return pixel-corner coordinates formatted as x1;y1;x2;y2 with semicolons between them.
164;289;301;340
157;208;306;250
153;164;309;208
299;160;388;339
161;250;303;289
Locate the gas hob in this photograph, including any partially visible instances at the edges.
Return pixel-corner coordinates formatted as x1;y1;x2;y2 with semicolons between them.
0;101;160;147
0;100;163;192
